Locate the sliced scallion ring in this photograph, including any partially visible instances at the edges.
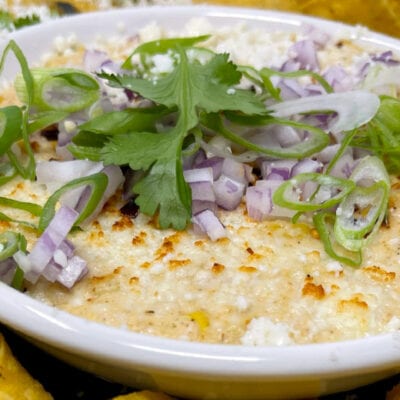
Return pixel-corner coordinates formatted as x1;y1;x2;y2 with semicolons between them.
15;68;100;112
0;231;27;261
272;172;355;212
313;212;362;267
39;172;108;232
334;181;389;251
201;113;329;159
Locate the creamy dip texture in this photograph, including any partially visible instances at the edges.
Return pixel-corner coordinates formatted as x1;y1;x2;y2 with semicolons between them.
1;18;400;346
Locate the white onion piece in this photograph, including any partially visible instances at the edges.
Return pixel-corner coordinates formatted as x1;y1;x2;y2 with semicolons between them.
184;167;213;184
26;206;79;283
79;165;124;223
36;160;104;197
270;91;380;134
213;175;245;210
192;209;226;241
361;65;400;94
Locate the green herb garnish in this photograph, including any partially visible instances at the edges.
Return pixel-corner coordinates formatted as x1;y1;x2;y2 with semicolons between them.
98;46;266;229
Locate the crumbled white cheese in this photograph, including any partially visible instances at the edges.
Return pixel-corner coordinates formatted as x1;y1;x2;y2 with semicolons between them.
241;317;294;346
236;295;249;311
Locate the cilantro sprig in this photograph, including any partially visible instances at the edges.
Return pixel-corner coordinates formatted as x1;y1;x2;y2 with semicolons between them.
98;46;266;229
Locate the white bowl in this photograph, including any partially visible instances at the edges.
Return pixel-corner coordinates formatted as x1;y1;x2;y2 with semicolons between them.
1;6;400;400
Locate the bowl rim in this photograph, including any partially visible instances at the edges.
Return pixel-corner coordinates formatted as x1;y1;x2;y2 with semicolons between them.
1;4;400;380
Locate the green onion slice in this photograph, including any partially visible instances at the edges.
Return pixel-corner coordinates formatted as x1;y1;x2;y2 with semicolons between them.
39;172;108;232
334;181;389;251
201;113;329;159
15;67;100;112
273;173;355;212
0;231;27;261
313;212;362;267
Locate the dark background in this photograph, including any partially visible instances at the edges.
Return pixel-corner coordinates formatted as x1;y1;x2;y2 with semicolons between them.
1;324;399;400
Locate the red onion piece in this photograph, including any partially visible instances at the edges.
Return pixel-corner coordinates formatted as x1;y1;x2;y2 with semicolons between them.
213;174;245;210
291;159;323;177
192;209;226;241
83;49;109;73
289;39;320;71
221;158;249;184
0;258;18;285
195;156;224;180
245;184;273;221
261;159;297;180
302;24;331;48
56;255;88;289
190;181;216;202
26;206;79;283
323;66;354;92
184;167;214;184
327;153;356;179
192;200;218;215
278;79;307;100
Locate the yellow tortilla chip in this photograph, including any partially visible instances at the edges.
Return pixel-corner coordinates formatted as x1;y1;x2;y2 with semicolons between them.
0;333;53;399
113;390;174;400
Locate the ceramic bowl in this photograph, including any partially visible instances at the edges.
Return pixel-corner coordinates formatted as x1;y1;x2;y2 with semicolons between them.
1;6;400;399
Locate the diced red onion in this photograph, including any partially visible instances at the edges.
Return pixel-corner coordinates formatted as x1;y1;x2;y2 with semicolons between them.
192;200;218;215
289;39;320;71
245;184;273;221
261;159;297;180
278;79;307;100
83;49;109;73
56;255;88;289
221;158;248;184
213;174;245;210
192;209;226;241
280;59;301;72
184;167;214;184
314;144;341;163
26;206;79;283
302;24;331;48
323;66;354;92
291;158;323;177
0;258;18;285
190;181;216;202
195;156;224;180
327;153;356;179
371;51;400;66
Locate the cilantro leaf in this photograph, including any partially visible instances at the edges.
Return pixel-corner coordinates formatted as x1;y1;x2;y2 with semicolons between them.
99;48;266;230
